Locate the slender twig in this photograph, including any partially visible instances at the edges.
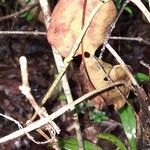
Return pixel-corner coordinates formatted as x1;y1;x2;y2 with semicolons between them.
73;114;84;150
38;0;51;29
53;51;84;150
38;0;74;111
0;1;39;22
38;0;89;149
140;60;150;76
140;60;150;70
38;1;64;149
19;56;39;112
1;30;150;46
110;36;150;46
0;82;124;144
100;0;129;58
0;31;46;36
0;113;52;144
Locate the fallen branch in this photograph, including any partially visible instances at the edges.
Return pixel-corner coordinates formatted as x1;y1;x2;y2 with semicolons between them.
0;82;123;144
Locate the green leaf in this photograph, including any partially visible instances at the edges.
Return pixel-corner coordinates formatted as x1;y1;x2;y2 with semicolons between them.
58;95;67;101
97;133;127;150
21;11;34;21
61;137;102;150
26;12;34;21
124;6;133;16
86;100;93;108
134;72;150;82
114;0;122;9
119;104;137;150
89;109;108;123
75;102;84;114
21;11;29;18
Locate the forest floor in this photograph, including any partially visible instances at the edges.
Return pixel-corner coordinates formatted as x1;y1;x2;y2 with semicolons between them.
0;1;149;150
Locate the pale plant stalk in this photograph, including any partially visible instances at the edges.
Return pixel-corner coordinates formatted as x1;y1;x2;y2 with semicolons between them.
37;1;63;149
39;2;111;148
38;0;84;149
38;0;74;110
19;56;61;145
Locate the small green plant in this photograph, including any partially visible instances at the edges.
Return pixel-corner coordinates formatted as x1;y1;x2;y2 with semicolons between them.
89;108;109;123
20;0;34;21
58;94;67;101
21;11;34;21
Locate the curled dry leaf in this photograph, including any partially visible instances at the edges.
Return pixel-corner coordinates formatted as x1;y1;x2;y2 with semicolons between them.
85;58;131;109
47;0;131;109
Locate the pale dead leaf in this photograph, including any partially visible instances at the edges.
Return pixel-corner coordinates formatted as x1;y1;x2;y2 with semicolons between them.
47;0;116;57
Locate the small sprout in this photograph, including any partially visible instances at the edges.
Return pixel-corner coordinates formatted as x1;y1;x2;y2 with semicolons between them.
124;6;133;16
58;95;67;101
21;11;34;21
89;109;109;123
86;100;93;108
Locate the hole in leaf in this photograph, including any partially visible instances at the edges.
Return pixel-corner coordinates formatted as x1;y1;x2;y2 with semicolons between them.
84;52;90;58
104;77;108;81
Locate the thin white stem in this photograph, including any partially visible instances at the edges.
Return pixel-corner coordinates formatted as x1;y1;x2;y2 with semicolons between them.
38;0;51;29
110;36;150;45
0;31;46;36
